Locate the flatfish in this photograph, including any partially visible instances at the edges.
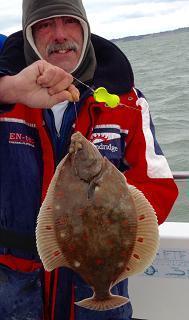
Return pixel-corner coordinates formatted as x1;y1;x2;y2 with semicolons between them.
36;131;159;311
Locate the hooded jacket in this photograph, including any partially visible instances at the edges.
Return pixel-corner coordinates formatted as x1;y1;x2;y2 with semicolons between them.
0;13;178;320
22;0;96;83
0;29;138;320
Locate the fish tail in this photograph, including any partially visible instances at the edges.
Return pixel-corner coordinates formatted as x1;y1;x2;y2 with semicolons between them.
75;294;129;311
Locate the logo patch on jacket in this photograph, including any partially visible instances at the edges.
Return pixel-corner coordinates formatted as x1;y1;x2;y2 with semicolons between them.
90;124;128;159
9;132;35;148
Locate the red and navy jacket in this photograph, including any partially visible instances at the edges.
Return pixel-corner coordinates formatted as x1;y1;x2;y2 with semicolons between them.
0;31;178;320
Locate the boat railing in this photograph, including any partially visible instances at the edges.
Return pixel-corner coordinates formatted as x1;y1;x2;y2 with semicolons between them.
168;171;189;222
172;171;189;179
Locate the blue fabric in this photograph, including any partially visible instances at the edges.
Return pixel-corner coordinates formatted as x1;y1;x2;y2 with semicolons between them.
0;264;43;320
0;121;43;260
0;34;6;51
54;268;73;320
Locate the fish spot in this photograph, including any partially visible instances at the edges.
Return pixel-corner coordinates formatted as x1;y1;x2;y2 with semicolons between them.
126;204;132;210
74;261;81;268
73;226;81;234
122;219;128;226
60;231;66;238
137;237;144;243
56;217;67;226
82;232;89;240
104;218;113;225
107;239;114;246
120;251;128;257
68;244;76;252
139;214;146;221
95;186;100;192
133;253;140;260
77;208;84;216
55;191;64;198
45;225;52;230
118;262;124;268
95;259;104;265
126;267;130;271
123;240;131;246
53;251;61;257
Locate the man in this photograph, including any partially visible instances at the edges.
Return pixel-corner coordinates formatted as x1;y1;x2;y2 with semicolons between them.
0;0;178;319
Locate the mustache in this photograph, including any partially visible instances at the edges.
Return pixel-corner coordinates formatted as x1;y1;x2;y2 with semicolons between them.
46;41;79;55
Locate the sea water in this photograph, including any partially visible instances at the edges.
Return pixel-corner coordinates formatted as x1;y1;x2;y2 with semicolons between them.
114;29;189;222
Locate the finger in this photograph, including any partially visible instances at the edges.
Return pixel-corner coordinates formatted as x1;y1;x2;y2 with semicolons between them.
48;82;80;100
49;90;76;106
67;84;80;101
47;78;70;95
37;66;73;88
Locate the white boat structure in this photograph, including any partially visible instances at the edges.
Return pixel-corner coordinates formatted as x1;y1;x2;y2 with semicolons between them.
130;172;189;320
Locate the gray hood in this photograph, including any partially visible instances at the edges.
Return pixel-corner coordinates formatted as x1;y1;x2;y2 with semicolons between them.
22;0;96;83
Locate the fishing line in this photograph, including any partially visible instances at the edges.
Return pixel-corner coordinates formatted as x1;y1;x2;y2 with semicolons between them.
73;101;78;126
73;76;94;92
73;76;140;112
73;77;94;124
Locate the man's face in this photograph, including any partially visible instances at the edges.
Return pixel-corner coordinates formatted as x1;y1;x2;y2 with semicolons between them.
33;16;84;72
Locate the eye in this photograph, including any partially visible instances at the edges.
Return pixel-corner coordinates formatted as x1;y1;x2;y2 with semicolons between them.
34;20;53;31
63;17;79;24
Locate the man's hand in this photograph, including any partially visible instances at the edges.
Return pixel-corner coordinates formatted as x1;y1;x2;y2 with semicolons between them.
0;60;80;108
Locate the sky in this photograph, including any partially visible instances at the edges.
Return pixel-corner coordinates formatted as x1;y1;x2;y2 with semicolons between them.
0;0;189;39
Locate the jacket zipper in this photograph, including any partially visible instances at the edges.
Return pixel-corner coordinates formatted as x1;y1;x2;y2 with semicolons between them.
42;110;57;171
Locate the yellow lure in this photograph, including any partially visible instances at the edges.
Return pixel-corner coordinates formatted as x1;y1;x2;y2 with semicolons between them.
93;87;120;108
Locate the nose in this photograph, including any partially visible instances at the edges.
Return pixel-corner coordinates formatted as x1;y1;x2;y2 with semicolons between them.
53;18;68;42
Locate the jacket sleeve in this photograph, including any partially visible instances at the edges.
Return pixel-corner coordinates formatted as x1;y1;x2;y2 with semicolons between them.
0;31;25;113
0;30;25;77
124;89;178;225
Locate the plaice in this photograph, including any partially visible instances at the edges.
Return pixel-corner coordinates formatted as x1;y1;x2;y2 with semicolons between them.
36;131;159;311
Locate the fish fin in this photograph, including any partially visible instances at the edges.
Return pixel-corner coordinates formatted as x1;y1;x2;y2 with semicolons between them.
113;184;159;285
36;155;70;271
75;294;129;311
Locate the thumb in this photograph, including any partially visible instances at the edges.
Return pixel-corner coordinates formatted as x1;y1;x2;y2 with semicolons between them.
48;90;75;107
